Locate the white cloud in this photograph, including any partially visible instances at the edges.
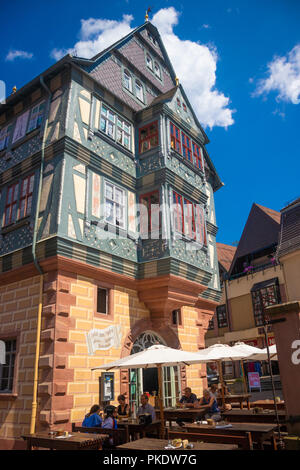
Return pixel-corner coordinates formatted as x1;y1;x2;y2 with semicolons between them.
254;44;300;104
50;14;134;61
5;50;33;61
152;7;234;128
50;7;234;129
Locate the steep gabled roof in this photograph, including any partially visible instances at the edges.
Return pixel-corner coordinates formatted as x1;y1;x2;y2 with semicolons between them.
229;203;281;275
277;197;300;258
216;243;237;273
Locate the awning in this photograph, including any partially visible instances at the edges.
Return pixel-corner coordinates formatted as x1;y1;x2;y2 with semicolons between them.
251;277;279;292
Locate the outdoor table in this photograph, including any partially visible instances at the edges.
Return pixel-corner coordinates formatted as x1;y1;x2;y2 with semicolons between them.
118;419;161;440
222;409;286;425
217;394;251;410
116;437;238;451
184;422;279;450
22;431;107;450
250;400;285;411
155;408;207;427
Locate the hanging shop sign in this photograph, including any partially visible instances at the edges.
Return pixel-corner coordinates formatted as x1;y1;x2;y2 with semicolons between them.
86;325;123;355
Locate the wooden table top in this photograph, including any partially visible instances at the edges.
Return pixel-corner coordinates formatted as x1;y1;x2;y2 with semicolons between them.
223;409;286;416
116;437;238;451
185;422;278;434
22;431;106;447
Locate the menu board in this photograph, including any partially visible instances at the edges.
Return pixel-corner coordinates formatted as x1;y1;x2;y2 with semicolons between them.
248;372;261;391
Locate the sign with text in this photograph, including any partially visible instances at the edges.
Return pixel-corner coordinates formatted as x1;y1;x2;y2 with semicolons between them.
248;372;261;391
86;325;122;355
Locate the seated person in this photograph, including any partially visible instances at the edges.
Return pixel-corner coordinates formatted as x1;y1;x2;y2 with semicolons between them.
137;393;156;422
117;394;130;417
210;384;219;398
176;387;198;426
82;404;102;427
102;405;118;447
102;405;118;429
178;387;198;408
194;389;221;422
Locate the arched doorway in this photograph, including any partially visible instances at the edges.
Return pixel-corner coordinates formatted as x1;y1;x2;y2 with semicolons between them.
129;331;181;409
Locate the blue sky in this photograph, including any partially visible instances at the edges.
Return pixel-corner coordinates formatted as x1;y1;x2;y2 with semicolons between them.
1;0;300;246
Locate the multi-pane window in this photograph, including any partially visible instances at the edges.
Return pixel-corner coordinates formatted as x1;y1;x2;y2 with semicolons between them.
193;142;203;170
139;121;159;154
135;80;144;102
181;132;192;162
27;101;45;133
216;304;228;328
173;191;207;244
207;318;214;330
104;181;125;228
19;175;34;219
146;54;153;70
154;62;161;79
97;287;108;315
170;122;181;153
184;198;195;239
173;192;184;234
116;117;131;150
194;204;207;246
0;339;16;393
124;70;132;92
100;104;115;139
99;104;132;151
0;124;13;151
170;121;204;172
4;175;35;226
139;191;160;236
252;283;281;327
4;183;19;226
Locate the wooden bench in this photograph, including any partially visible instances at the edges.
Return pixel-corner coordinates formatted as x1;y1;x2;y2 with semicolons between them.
167;429;253;450
71;423;129;447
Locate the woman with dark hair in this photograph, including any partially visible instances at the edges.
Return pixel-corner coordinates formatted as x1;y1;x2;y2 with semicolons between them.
117;395;129;417
102;405;118;429
82;404;102;427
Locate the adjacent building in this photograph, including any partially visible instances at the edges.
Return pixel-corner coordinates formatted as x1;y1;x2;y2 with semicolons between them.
206;203;287;377
0;20;222;447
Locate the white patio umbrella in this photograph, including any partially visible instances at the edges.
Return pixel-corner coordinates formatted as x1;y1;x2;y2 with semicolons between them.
91;344;205;437
230;342;264;394
196;343;250;407
246;344;277;361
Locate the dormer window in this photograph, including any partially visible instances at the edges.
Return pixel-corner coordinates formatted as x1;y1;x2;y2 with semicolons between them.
154;62;161;79
146;54;153;70
135;80;144;102
124;69;132;92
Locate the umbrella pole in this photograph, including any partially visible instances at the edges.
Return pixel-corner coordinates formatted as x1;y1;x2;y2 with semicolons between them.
241;360;248;394
218;360;225;409
157;364;165;439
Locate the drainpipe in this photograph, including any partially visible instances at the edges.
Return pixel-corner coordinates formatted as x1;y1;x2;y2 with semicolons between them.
30;75;52;434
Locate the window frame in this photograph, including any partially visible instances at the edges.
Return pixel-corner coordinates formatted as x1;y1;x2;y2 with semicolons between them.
181;132;193;162
0;332;20;398
124;69;133;93
104;180;126;230
94;282;114;320
251;283;281;327
27;101;45;134
193;142;203;170
170;122;181;154
0;124;13;152
135;80;144;103
18;174;34;220
139;190;160;237
216;304;228;329
4;182;19;226
99;102;132;151
139;121;159;154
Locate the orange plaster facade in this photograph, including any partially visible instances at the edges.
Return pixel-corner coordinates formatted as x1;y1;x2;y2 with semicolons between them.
0;257;216;449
